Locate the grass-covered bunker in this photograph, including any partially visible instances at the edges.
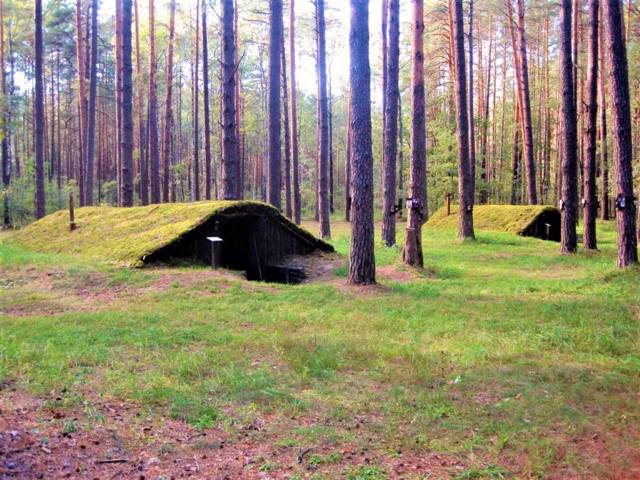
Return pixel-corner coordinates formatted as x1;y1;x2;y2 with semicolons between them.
427;204;561;241
10;201;334;282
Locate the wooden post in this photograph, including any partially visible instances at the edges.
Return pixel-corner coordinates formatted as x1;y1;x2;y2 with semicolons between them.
69;192;76;231
446;193;452;216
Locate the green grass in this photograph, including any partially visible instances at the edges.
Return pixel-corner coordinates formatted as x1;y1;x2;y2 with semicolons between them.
1;219;639;477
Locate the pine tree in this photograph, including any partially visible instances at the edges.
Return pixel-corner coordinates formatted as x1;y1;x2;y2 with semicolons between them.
222;0;240;199
162;0;175;203
560;0;578;253
453;0;474;240
381;0;399;247
402;0;426;267
602;0;638;266
289;0;301;223
267;0;283;210
316;0;330;239
34;0;45;218
120;0;134;207
583;0;599;250
348;0;375;285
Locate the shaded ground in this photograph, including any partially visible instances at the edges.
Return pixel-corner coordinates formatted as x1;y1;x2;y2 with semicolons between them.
2;221;640;479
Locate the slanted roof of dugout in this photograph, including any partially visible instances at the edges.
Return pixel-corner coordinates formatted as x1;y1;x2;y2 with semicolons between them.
426;204;561;240
9;201;334;266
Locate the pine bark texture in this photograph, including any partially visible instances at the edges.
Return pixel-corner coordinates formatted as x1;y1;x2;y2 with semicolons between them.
289;0;301;224
84;0;98;205
381;0;399;247
316;0;330;239
467;0;476;200
599;5;609;221
222;0;240;200
453;0;474;240
402;0;426;267
1;0;11;226
348;0;375;285
582;0;599;250
281;31;292;220
515;0;538;204
162;0;175;203
202;0;212;200
75;0;87;206
192;2;200;201
267;0;283;210
120;0;134;207
34;0;45;218
148;0;160;203
560;0;578;253
603;0;638;266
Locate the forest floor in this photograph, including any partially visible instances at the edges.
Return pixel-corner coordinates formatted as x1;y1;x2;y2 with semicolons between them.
1;221;639;479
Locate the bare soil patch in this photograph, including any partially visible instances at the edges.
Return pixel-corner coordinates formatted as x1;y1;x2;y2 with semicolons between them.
0;390;467;479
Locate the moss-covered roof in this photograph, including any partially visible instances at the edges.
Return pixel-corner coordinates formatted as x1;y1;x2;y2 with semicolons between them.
8;201;332;266
426;204;560;235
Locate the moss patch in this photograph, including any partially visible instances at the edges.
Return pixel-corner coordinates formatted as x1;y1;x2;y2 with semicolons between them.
7;201;330;266
427;204;560;235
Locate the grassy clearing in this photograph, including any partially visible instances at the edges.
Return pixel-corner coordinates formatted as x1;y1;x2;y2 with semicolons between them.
1;220;639;478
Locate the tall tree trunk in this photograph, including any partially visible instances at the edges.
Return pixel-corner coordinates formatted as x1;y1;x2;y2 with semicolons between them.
603;0;638;266
120;0;134;207
479;16;493;204
381;0;388;166
202;0;212;200
84;0;98;205
345;93;351;222
34;0;45;218
329;79;334;214
233;0;242;198
221;0;239;199
348;0;375;285
147;0;159;203
403;0;426;267
599;4;609;220
381;0;399;247
453;0;474;240
560;0;578;253
316;0;330;239
516;0;538;204
1;0;10;227
583;0;599;250
289;0;301;223
510;96;522;204
75;0;87;206
162;0;175;203
397;92;404;212
134;0;147;204
498;32;507;201
467;0;476;201
281;28;292;219
8;26;17;180
542;13;551;202
192;1;200;201
268;0;283;210
115;0;123;204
